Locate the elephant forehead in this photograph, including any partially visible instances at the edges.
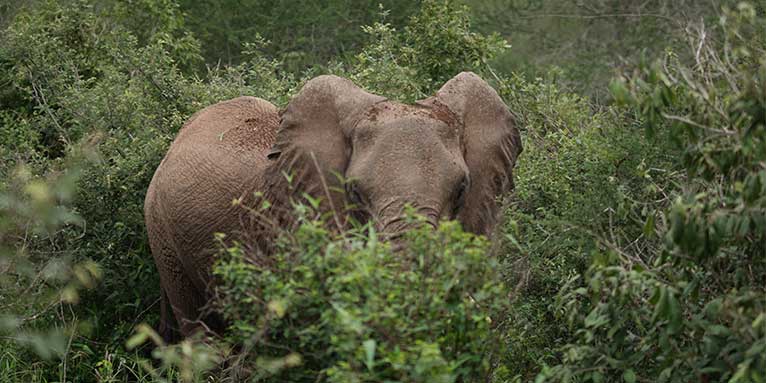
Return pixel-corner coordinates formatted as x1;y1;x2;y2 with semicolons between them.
358;101;460;139
363;101;453;122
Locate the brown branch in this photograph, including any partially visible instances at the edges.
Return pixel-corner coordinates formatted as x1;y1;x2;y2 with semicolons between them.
517;13;677;23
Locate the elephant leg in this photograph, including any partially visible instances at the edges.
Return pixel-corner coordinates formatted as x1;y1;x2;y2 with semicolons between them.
148;224;211;340
163;264;210;338
158;287;180;343
163;254;227;339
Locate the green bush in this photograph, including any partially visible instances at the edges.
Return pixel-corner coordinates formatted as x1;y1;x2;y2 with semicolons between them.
177;0;420;70
334;0;507;102
213;212;509;382
0;0;509;380
487;69;678;381
467;0;735;97
0;0;293;378
0;149;103;381
537;4;766;382
3;0;761;381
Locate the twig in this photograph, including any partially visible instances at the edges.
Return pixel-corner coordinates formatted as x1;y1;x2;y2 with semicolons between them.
517;13;677;23
661;113;735;136
28;75;71;147
129;297;161;332
309;152;344;232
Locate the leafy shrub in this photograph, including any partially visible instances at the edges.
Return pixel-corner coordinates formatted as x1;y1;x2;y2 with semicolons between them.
402;0;506;90
4;0;759;381
486;68;679;381
537;4;766;382
467;0;734;98
0;0;508;380
177;0;420;70
0;0;294;378
0;148;103;380
338;0;507;102
213;211;509;382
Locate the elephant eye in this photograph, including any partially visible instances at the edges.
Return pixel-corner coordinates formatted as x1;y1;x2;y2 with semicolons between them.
346;181;365;206
452;176;468;217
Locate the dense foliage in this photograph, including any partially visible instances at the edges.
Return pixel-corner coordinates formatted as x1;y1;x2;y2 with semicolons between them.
540;5;766;382
213;217;507;382
469;0;738;97
177;0;420;71
1;0;764;382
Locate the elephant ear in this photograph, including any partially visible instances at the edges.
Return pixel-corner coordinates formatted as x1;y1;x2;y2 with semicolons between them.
266;75;385;222
419;72;522;236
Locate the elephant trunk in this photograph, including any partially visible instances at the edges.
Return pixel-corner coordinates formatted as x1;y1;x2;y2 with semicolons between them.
378;203;440;247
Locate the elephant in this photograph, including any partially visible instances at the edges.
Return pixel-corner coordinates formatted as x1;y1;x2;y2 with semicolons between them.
143;72;522;341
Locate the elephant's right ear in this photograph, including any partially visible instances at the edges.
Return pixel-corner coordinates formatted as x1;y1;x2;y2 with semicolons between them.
418;72;522;236
267;75;385;216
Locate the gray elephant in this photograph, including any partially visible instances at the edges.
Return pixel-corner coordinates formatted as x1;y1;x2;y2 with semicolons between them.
144;72;522;340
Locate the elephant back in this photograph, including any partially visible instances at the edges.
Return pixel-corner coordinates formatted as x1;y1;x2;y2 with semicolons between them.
169;96;279;160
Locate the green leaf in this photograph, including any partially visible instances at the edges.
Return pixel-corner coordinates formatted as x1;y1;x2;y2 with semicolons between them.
652;286;669;323
363;339;376;371
609;79;633;105
667;291;682;333
643;212;656;237
592;371;604;383
752;313;765;329
623;369;637;383
125;331;148;350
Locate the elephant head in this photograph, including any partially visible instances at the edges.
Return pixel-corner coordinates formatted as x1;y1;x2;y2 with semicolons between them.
265;72;522;237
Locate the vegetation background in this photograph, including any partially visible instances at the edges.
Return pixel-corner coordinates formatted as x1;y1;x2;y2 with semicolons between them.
0;0;764;381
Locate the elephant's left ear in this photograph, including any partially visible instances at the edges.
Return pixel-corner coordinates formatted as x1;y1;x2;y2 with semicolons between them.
418;72;522;236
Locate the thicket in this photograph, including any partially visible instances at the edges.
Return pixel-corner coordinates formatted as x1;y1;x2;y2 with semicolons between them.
210;218;506;382
469;0;743;97
176;0;420;71
1;0;763;382
540;5;766;381
0;0;290;380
